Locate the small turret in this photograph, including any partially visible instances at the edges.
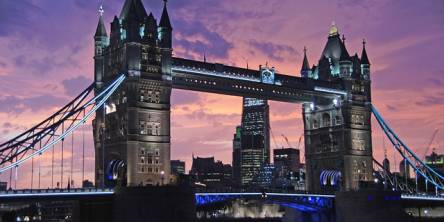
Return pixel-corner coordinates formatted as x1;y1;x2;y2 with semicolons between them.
143;13;158;46
360;39;371;80
339;35;352;78
159;0;172;49
110;16;121;45
301;47;311;78
94;7;109;90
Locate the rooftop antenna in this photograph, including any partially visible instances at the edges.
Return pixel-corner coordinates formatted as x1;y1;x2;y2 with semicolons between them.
203;50;207;63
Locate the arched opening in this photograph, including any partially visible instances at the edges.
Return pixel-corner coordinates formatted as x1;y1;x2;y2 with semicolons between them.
322;113;331;127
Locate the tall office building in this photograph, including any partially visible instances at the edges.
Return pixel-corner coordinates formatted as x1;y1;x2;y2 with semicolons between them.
240;97;270;186
232;126;242;186
171;160;186;175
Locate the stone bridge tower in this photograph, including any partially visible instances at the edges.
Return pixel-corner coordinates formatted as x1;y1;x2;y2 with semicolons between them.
93;0;173;187
302;24;373;192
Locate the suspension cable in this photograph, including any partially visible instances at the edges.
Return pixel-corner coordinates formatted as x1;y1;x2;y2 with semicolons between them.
51;131;55;189
61;123;64;189
82;109;86;186
31;149;34;189
71;132;74;188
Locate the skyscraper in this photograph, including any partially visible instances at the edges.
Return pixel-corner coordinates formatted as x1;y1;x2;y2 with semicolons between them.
240;97;270;186
232;126;242;186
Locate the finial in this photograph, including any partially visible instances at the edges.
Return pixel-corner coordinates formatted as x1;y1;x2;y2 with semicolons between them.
342;34;346;43
329;21;339;36
363;38;367;47
98;4;104;17
303;46;307;54
163;0;168;5
203;51;207;63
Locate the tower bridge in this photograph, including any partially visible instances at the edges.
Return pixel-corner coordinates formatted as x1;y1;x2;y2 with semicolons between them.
0;0;443;221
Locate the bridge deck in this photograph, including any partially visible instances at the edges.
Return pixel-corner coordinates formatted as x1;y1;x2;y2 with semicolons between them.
171;57;345;104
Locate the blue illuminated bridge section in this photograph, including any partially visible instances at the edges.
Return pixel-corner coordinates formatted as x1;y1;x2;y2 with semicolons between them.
171;57;346;104
1;189;443;209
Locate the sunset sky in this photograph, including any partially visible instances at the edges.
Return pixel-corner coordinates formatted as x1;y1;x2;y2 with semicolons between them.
0;0;443;188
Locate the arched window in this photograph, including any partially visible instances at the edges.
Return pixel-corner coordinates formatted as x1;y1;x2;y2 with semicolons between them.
322;113;331;127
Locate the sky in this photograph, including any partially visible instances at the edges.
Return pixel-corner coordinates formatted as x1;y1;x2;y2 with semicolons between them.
0;0;443;189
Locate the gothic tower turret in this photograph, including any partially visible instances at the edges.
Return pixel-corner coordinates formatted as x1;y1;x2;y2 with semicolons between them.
300;47;312;78
94;11;108;90
360;39;370;81
339;35;352;78
93;0;173;188
303;23;373;192
159;0;173;49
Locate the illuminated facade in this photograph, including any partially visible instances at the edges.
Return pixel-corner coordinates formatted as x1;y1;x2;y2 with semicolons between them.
93;0;173;187
302;23;373;192
240;97;270;186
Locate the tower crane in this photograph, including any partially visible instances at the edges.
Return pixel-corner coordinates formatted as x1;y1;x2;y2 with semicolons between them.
423;129;439;160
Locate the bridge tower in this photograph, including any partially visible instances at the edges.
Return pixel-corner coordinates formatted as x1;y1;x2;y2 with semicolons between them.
302;24;373;192
93;0;173;187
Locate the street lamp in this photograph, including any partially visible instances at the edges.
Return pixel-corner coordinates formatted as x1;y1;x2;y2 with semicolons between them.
161;171;165;185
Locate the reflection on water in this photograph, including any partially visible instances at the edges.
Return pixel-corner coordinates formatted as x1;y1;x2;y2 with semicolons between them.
197;199;284;221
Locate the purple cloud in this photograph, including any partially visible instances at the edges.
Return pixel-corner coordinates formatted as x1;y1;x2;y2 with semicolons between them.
62;75;92;96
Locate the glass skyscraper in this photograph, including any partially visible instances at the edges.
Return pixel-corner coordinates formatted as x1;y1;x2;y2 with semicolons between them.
239;98;270;186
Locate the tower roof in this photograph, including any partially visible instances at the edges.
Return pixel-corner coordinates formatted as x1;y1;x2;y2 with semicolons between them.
160;0;172;29
301;47;310;71
120;0;148;21
321;23;343;62
361;39;370;65
94;16;108;37
339;35;350;61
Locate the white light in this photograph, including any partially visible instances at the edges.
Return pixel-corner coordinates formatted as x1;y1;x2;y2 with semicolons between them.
424;209;428;214
161;171;165;175
310;103;315;110
333;99;338;106
374;178;379;183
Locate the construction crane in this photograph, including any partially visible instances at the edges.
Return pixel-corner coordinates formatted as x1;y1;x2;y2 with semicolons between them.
281;134;304;149
281;134;293;148
423;128;439;160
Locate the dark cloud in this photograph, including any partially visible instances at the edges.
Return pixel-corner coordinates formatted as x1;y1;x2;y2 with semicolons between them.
0;94;66;114
415;96;444;106
62;75;92;96
2;122;12;128
0;0;42;37
427;78;444;87
171;90;201;106
249;40;297;62
386;104;398;112
174;19;233;59
185;109;239;122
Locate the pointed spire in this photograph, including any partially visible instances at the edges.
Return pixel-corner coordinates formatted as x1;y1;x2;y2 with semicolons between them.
361;39;370;65
120;0;148;21
339;35;350;61
95;7;107;37
203;51;207;63
160;0;172;29
301;46;310;71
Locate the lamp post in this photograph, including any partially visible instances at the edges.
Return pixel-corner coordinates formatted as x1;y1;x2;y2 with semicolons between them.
161;171;165;186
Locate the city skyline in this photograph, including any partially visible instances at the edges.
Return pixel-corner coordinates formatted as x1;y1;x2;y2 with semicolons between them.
0;0;444;188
